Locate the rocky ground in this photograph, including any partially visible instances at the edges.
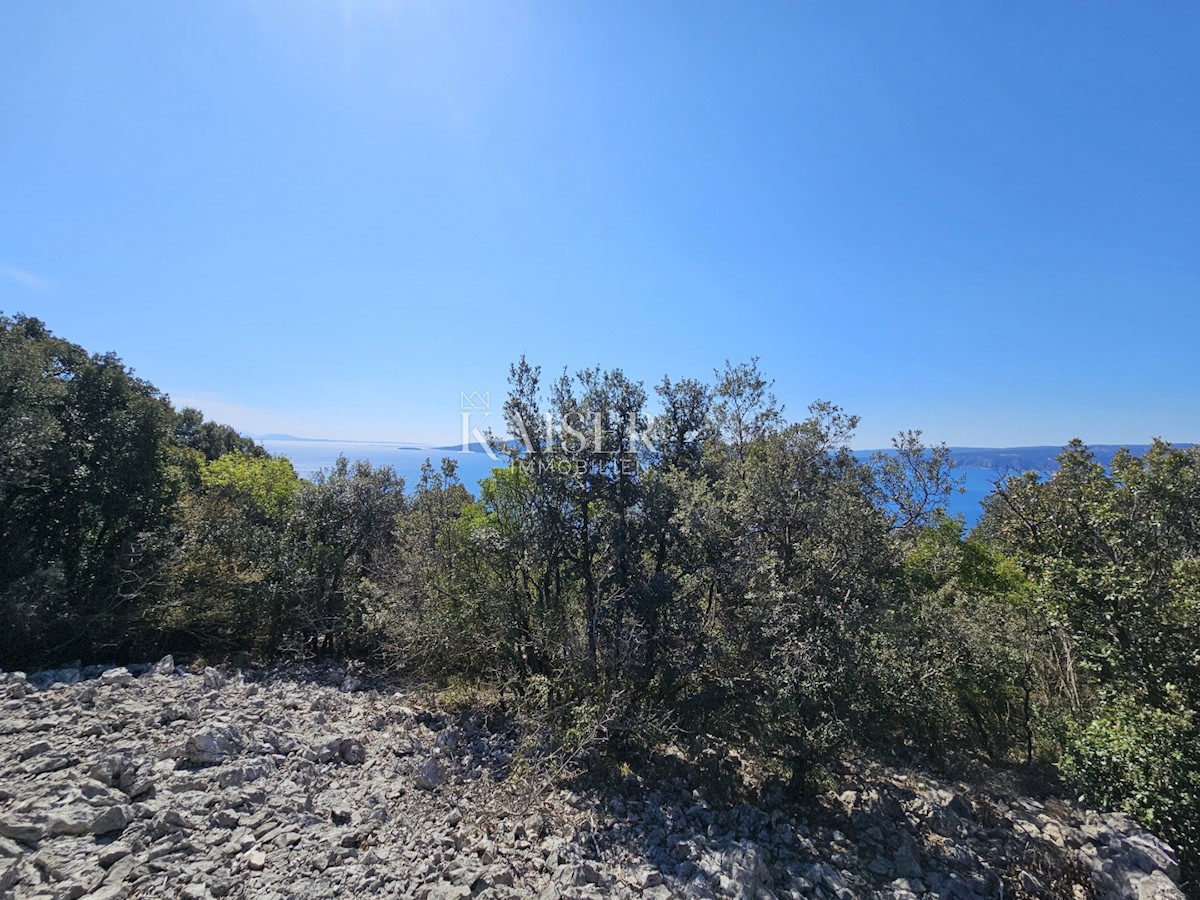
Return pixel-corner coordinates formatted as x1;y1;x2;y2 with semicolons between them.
0;661;1189;900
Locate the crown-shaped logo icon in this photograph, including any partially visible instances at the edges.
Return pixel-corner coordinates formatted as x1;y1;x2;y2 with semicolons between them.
460;391;490;410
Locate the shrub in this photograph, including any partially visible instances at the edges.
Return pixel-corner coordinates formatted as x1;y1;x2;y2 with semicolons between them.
1059;691;1200;886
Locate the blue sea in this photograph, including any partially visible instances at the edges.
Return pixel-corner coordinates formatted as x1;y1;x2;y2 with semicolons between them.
954;467;1003;528
262;441;505;492
263;440;1007;530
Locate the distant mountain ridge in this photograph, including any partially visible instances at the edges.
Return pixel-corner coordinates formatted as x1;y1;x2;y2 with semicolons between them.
944;444;1176;472
260;435;1194;473
257;433;431;450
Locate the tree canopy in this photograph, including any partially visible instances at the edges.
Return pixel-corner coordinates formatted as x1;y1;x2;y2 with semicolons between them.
3;317;1198;888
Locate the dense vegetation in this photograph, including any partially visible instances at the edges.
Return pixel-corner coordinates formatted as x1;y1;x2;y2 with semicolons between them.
3;312;1198;887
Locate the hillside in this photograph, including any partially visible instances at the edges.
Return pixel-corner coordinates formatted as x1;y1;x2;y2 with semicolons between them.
0;660;1187;900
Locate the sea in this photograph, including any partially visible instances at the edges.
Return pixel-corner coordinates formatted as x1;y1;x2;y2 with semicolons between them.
954;467;1004;529
261;441;504;492
263;439;1012;530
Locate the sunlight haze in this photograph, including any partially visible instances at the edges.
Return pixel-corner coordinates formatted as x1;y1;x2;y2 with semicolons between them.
3;1;1197;447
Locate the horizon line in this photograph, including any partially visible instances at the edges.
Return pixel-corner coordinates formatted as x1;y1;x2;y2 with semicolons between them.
253;434;1195;454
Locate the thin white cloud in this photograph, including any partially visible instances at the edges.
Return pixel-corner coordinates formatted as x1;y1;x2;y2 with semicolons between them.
167;390;448;444
0;263;50;290
167;391;322;438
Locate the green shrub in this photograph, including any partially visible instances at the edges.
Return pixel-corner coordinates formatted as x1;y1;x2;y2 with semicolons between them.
1059;692;1200;885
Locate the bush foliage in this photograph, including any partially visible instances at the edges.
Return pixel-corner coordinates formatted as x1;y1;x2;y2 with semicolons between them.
3;313;1198;886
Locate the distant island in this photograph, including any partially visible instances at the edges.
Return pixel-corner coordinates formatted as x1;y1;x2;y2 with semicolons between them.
265;437;1190;472
259;433;431;450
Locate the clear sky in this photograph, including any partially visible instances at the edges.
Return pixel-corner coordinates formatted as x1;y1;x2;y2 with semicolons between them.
2;2;1198;448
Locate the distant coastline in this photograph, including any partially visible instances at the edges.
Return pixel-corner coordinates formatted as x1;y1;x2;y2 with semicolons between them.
258;433;432;450
257;434;1180;467
257;438;1192;530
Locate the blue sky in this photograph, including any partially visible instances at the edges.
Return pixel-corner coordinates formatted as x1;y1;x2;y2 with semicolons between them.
2;1;1198;447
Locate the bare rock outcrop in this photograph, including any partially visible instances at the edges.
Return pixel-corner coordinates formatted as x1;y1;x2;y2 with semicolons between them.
0;663;1188;899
